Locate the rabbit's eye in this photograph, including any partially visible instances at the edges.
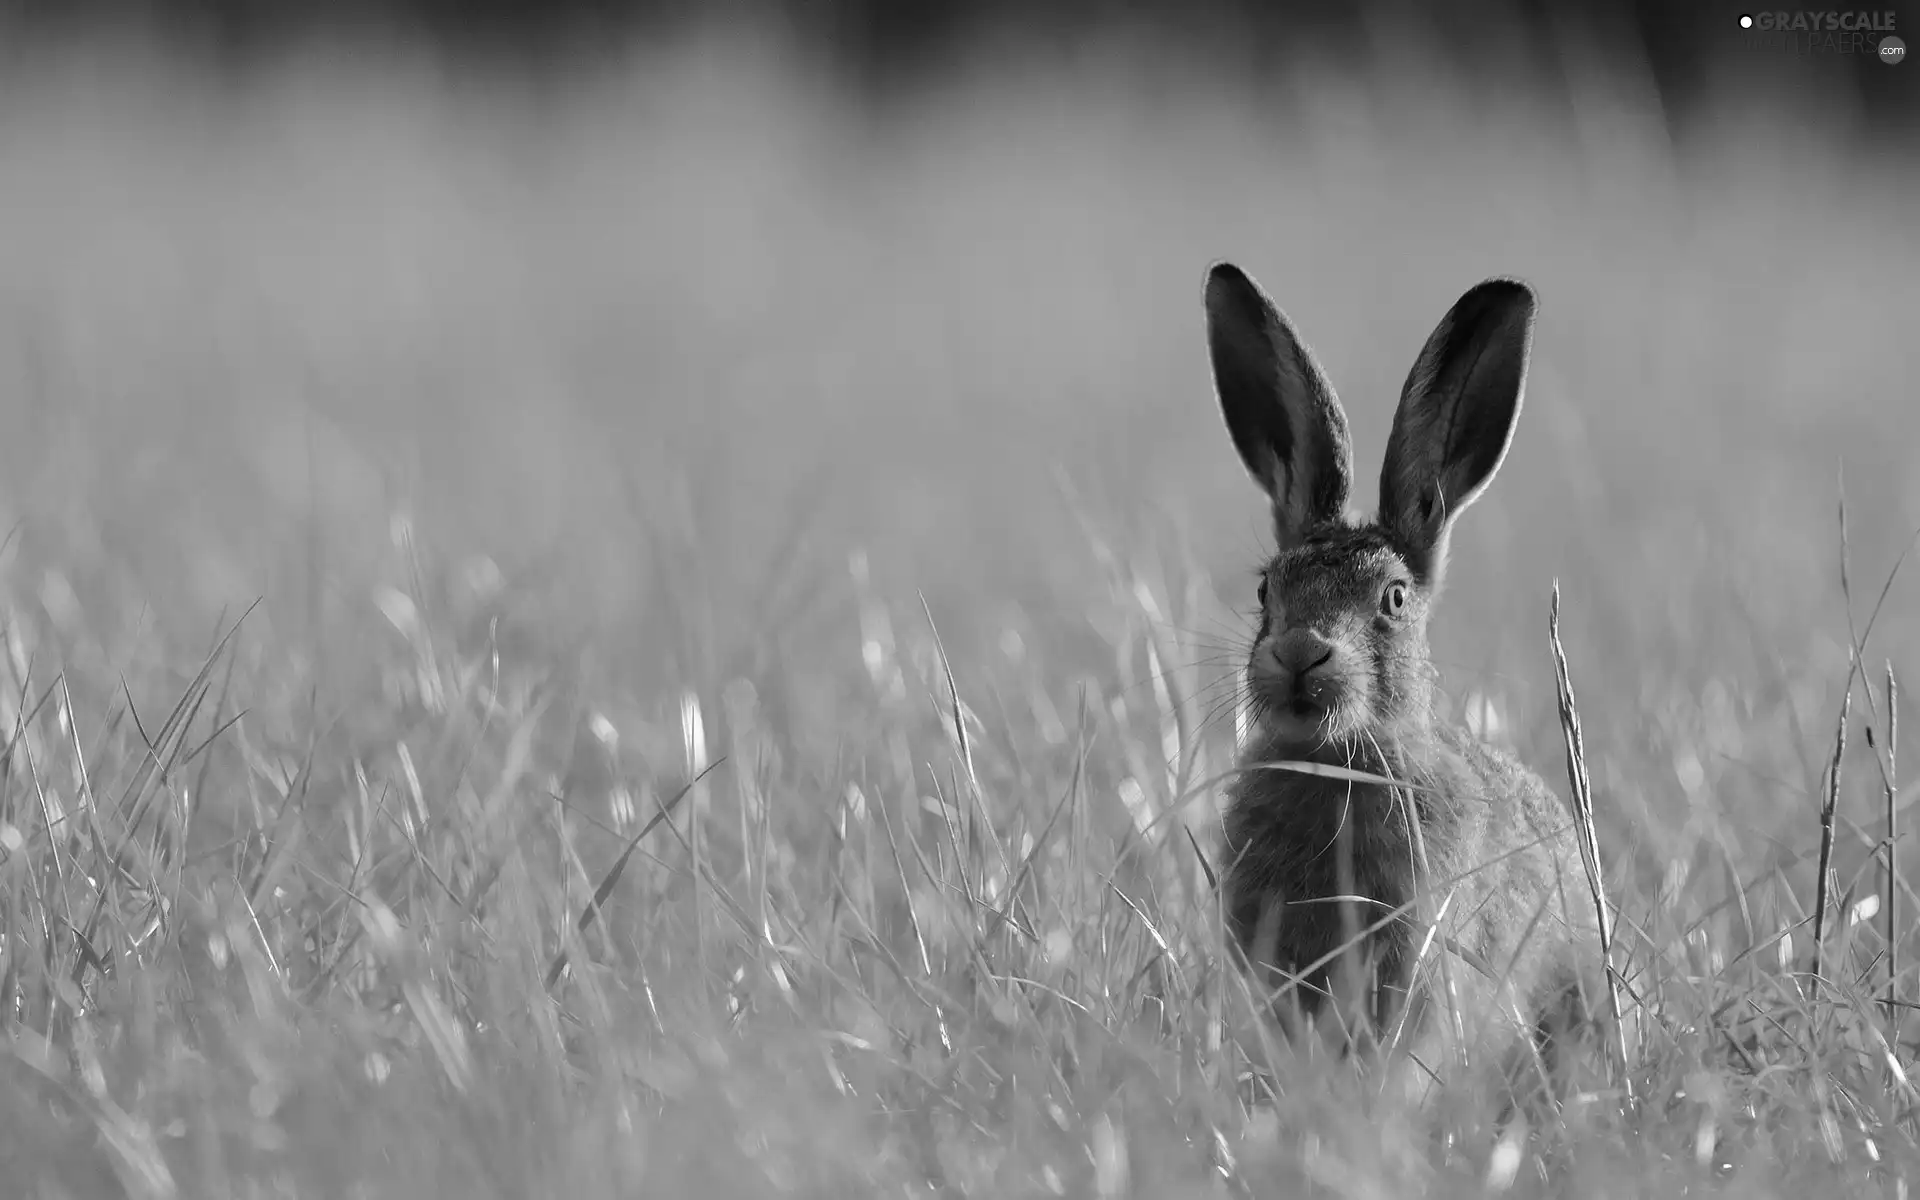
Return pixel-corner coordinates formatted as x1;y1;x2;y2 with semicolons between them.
1381;581;1409;617
1256;577;1270;609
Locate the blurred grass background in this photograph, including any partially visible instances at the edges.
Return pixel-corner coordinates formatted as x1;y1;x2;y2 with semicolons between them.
0;16;1915;1198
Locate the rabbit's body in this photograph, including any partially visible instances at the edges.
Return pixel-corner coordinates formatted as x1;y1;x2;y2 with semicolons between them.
1200;263;1600;1095
1224;685;1591;1058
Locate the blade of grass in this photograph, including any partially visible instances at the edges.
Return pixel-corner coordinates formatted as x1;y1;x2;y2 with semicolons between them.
543;757;726;990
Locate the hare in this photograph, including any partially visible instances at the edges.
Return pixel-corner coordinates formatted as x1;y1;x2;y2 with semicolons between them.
1203;262;1600;1102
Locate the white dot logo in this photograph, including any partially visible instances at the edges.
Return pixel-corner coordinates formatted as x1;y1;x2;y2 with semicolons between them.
1881;35;1907;64
1739;13;1754;28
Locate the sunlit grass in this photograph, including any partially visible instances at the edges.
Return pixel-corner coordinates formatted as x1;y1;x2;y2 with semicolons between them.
0;25;1916;1198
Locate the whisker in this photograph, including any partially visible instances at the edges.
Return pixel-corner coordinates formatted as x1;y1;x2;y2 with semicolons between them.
1143;616;1255;648
1195;687;1253;744
1112;655;1247;709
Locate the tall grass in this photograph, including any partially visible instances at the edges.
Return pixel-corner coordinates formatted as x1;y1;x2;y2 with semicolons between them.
0;24;1915;1198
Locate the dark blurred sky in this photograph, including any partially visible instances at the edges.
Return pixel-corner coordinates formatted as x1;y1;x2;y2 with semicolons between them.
0;0;1912;137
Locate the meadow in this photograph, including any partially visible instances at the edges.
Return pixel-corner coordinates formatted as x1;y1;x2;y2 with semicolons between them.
0;25;1916;1198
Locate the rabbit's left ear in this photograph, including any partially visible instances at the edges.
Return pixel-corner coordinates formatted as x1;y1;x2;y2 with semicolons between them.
1378;278;1537;584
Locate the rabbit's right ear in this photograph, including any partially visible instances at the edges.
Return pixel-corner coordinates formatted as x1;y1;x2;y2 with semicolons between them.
1204;262;1354;548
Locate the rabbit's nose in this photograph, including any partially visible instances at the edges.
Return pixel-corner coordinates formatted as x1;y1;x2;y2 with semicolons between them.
1271;630;1335;677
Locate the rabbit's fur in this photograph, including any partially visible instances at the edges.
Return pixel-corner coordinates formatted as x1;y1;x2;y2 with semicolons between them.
1203;262;1600;1099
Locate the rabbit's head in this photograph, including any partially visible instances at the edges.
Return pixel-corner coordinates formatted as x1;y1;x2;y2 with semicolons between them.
1204;263;1537;750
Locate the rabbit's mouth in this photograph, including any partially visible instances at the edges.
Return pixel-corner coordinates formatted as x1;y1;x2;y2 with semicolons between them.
1250;672;1364;743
